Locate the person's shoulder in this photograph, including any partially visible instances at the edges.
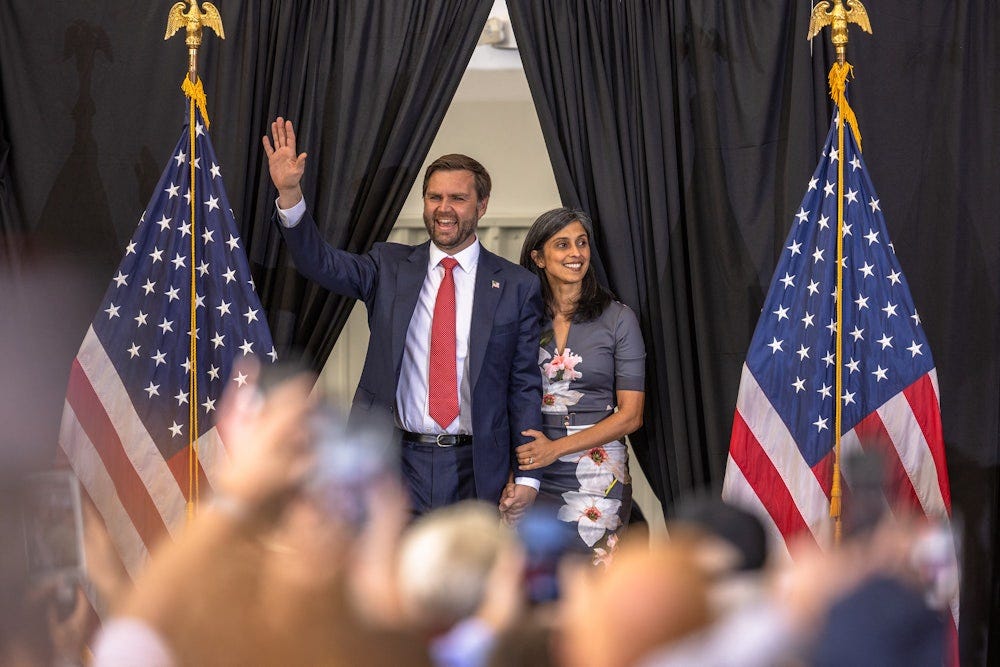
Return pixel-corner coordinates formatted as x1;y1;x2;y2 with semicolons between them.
601;300;640;326
372;240;421;252
370;240;427;259
602;299;633;318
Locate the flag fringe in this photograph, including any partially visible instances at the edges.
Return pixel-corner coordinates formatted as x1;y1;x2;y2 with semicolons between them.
182;76;210;129
828;62;861;151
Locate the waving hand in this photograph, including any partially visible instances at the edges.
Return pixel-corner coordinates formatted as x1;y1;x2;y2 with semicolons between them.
262;116;308;209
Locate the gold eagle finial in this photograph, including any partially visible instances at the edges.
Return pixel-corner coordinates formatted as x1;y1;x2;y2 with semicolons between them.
807;0;872;63
165;1;225;81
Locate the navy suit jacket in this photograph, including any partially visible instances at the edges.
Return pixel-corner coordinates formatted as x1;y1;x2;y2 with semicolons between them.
280;212;544;502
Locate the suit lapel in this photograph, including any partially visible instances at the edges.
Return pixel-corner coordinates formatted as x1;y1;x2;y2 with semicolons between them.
392;242;429;381
469;249;503;391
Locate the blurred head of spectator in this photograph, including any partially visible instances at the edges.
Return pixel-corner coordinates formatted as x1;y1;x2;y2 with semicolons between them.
558;536;712;667
397;501;517;636
673;495;768;573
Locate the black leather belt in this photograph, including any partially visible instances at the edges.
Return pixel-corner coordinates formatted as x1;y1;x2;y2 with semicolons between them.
401;430;473;447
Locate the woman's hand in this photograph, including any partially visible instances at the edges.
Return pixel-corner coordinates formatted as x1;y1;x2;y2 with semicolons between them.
516;429;562;470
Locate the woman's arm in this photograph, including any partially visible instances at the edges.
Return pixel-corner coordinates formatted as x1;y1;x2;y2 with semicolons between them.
515;389;644;470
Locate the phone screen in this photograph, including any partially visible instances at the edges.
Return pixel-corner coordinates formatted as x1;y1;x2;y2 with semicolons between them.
306;407;399;526
21;470;86;582
517;505;580;604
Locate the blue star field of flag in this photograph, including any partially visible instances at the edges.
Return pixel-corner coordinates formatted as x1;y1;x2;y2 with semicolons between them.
92;111;275;459
745;114;935;467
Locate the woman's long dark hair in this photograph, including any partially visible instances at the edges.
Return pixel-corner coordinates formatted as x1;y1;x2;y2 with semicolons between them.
519;207;612;323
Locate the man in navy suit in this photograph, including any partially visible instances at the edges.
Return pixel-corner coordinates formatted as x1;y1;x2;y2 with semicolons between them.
263;118;543;519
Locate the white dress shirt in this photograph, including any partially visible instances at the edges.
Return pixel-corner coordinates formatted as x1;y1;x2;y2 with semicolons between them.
278;199;537;489
397;240;477;434
277;198;473;433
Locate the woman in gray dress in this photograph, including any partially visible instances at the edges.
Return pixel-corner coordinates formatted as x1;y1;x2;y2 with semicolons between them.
515;207;646;561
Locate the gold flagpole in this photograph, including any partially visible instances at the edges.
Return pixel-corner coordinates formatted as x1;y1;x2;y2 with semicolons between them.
807;0;871;545
164;1;225;521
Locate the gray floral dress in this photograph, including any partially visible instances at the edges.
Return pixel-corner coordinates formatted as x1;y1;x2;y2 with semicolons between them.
536;301;645;563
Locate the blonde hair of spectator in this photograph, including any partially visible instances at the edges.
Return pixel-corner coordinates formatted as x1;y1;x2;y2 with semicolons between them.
397;501;515;632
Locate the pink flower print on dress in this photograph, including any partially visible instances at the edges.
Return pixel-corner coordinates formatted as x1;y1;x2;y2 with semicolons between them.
538;347;584;414
560;348;583;380
592;532;620;568
541;348;583;382
588;447;607;465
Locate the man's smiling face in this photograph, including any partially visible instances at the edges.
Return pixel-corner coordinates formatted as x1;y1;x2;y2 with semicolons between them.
422;169;487;255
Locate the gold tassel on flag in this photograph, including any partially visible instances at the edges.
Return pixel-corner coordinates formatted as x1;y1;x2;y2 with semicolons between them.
807;0;872;544
165;1;225;521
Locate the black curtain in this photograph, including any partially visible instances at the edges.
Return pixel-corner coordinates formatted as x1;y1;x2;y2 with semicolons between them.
506;0;831;514
0;83;15;270
508;1;999;664
205;1;495;368
0;0;491;447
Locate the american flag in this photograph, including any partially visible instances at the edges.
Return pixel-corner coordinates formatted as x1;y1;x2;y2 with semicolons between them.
58;109;276;579
722;111;953;562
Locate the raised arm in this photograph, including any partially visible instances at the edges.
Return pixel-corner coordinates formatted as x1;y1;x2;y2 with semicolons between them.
265;117;378;303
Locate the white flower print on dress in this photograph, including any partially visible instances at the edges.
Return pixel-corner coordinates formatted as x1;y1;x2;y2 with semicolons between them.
559;443;632;494
558;425;632;493
557;491;622;547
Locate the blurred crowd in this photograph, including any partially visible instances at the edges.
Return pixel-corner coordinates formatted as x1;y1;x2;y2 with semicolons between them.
1;364;957;666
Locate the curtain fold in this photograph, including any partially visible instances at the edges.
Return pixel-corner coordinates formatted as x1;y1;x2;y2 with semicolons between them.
508;0;833;512
508;3;998;663
203;0;496;369
0;0;492;371
0;108;15;269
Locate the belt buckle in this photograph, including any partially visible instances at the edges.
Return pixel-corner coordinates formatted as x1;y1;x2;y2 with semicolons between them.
435;434;454;447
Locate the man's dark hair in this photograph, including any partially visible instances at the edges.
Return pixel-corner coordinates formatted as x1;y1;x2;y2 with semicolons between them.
519;207;612;324
422;154;492;201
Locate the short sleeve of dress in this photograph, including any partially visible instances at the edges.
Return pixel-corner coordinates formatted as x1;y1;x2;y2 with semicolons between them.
612;302;646;392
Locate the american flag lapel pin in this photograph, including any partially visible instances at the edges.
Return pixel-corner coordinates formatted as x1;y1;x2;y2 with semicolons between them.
492;280;500;289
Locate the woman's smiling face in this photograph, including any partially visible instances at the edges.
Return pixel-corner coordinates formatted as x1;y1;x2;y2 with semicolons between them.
532;220;591;288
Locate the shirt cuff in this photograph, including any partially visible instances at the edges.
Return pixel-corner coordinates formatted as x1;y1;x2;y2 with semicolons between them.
513;476;540;491
276;197;306;228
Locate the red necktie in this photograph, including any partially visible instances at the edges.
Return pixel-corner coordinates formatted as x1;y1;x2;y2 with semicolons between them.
428;257;460;429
